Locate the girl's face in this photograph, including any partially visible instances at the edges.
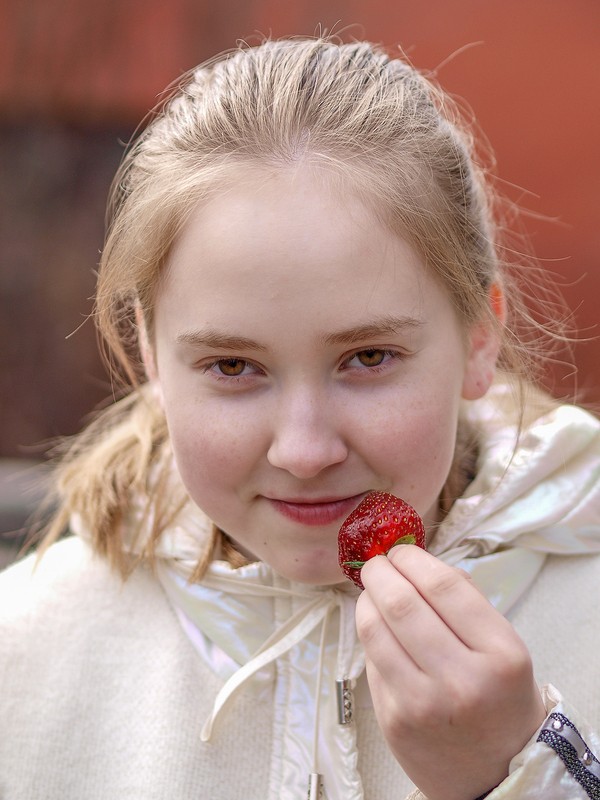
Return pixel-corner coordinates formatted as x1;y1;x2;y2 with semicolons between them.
152;167;497;585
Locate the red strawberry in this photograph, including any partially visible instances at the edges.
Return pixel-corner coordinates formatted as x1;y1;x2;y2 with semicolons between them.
338;491;426;589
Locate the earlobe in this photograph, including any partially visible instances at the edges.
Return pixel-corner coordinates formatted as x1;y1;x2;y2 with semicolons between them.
461;283;504;400
461;325;499;400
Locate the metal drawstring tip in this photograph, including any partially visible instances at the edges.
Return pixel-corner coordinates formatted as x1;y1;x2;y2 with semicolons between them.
336;678;353;725
307;772;323;799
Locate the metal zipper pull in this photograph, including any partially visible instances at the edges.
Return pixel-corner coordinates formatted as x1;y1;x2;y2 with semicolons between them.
336;678;353;725
307;772;323;799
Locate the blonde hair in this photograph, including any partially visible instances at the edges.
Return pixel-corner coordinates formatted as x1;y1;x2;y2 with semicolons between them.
39;37;560;575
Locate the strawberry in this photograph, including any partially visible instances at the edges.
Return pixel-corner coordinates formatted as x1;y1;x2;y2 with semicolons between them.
338;491;426;589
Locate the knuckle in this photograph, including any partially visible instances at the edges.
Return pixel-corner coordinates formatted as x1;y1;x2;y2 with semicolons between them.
405;695;440;729
454;567;474;582
376;697;405;736
490;642;533;686
423;567;462;599
380;589;416;624
437;668;480;715
449;679;484;721
381;692;437;737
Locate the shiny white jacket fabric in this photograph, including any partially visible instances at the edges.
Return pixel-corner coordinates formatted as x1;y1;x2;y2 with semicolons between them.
0;388;599;799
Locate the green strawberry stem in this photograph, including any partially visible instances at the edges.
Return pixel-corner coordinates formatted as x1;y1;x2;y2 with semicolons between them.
343;534;416;568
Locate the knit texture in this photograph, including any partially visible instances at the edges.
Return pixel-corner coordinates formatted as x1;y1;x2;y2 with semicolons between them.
1;538;599;798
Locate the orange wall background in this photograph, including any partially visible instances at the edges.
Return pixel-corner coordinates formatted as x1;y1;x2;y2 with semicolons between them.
1;0;598;456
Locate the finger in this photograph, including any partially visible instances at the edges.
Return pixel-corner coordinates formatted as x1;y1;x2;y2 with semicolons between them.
356;583;427;687
386;545;516;654
361;657;430;743
360;554;472;676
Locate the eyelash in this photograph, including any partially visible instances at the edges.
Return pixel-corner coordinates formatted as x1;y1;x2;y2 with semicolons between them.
201;358;263;382
199;348;404;384
342;348;402;372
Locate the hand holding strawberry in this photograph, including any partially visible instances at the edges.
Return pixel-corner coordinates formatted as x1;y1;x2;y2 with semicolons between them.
355;545;547;800
338;491;426;589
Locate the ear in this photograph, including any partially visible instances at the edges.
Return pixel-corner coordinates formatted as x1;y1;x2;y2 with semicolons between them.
135;303;165;407
461;283;504;401
135;302;158;381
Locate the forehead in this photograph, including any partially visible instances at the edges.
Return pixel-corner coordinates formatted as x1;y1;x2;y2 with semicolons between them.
154;165;457;341
165;165;413;277
162;167;423;288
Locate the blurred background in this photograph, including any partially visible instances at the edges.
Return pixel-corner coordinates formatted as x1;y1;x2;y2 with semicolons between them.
1;0;599;559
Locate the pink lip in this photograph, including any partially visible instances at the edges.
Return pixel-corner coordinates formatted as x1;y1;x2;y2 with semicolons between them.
268;494;366;526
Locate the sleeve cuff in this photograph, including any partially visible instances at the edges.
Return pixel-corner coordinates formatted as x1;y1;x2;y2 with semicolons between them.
486;684;600;799
403;685;600;800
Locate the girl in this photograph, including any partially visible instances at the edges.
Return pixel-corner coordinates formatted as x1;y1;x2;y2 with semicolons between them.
1;37;599;800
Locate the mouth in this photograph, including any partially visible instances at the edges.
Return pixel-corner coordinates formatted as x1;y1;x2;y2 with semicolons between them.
267;493;367;526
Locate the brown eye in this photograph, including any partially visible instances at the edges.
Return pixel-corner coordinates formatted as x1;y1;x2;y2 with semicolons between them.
217;358;247;376
356;349;385;367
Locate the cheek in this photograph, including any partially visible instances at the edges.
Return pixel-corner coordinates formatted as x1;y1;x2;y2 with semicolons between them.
163;398;263;499
364;388;461;505
381;400;458;466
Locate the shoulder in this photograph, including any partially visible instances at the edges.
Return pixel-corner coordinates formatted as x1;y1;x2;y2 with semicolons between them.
469;384;599;448
0;536;201;726
511;553;600;721
511;552;600;625
1;535;112;597
464;388;599;523
0;539;235;798
0;536;172;653
1;535;146;604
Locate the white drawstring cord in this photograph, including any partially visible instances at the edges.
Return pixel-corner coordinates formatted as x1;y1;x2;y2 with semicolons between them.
201;592;336;741
158;562;367;799
312;612;329;771
305;614;330;799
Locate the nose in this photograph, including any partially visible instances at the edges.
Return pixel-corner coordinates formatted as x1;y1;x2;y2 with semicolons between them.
266;388;348;479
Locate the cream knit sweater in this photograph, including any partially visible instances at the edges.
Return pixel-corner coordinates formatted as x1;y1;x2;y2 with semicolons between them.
1;537;599;799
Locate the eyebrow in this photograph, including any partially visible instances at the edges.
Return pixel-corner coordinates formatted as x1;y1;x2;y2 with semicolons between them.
322;316;425;346
175;315;424;352
176;330;268;351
